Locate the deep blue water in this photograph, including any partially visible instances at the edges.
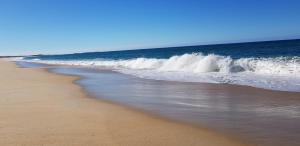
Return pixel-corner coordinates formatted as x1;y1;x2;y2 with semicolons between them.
21;39;300;92
25;39;300;60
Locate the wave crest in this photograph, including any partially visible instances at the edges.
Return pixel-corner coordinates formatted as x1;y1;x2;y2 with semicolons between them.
17;53;300;92
25;53;300;76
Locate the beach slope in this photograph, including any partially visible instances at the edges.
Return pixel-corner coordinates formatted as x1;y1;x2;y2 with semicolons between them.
0;60;246;146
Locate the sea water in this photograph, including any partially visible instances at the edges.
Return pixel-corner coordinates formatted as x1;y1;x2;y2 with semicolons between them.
21;39;300;92
15;39;300;146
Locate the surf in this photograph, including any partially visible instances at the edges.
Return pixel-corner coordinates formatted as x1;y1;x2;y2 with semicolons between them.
17;53;300;92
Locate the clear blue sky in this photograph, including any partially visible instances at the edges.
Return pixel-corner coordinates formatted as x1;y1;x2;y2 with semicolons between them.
0;0;300;55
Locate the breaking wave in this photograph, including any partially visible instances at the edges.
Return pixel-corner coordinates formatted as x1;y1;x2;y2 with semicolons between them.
23;53;300;76
18;53;300;92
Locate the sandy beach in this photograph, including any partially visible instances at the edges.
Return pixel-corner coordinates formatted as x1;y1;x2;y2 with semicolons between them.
0;60;247;146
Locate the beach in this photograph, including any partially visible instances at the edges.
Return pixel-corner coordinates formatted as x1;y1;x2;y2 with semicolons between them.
0;60;247;146
1;1;299;145
46;63;300;146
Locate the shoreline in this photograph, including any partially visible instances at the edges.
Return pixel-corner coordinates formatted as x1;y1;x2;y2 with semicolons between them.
0;60;249;145
17;60;300;94
52;68;251;144
15;60;300;146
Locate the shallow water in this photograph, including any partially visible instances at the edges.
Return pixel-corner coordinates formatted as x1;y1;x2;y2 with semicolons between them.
18;62;300;146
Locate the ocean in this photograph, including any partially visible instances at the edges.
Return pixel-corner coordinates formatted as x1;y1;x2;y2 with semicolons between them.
16;39;300;146
22;39;300;92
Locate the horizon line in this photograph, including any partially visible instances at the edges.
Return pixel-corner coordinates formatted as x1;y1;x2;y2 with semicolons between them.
3;38;300;57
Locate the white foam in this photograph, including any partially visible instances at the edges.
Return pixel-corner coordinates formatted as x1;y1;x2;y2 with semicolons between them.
4;57;24;61
21;53;300;92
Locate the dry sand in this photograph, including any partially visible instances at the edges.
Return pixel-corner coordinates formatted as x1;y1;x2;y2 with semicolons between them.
0;60;248;146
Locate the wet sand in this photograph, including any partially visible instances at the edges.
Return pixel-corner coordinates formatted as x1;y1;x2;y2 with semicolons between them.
45;65;300;146
0;60;247;146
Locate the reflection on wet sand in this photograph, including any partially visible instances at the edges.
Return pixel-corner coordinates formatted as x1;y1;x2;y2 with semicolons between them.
49;67;300;146
17;62;300;146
